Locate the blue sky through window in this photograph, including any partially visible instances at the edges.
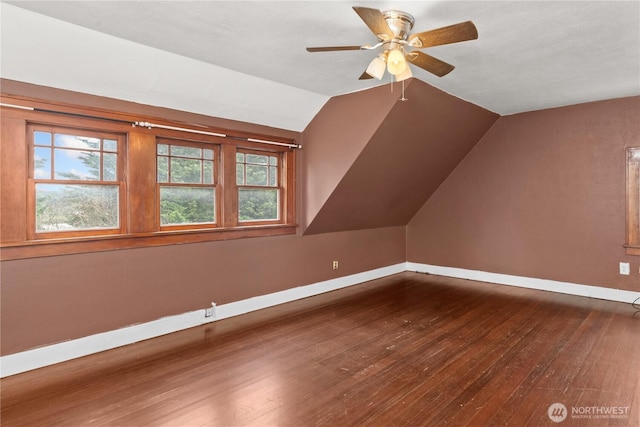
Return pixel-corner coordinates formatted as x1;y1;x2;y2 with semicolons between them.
34;132;117;183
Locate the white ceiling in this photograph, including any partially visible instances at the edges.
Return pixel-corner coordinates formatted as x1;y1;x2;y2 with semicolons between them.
2;1;639;131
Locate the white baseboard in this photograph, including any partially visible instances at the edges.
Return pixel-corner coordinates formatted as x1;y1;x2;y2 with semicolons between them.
0;263;407;378
406;262;640;304
3;262;637;378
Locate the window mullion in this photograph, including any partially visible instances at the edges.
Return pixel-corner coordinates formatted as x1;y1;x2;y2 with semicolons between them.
221;144;238;227
128;131;156;234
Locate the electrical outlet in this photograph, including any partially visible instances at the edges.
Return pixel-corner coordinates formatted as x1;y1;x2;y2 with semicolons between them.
332;260;339;270
205;302;216;318
619;262;630;275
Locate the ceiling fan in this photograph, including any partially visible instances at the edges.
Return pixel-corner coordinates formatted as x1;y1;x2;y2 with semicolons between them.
306;6;478;81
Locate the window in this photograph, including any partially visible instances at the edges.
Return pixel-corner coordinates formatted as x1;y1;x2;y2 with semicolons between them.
0;95;297;260
236;150;281;223
626;148;640;255
157;140;218;228
29;125;125;238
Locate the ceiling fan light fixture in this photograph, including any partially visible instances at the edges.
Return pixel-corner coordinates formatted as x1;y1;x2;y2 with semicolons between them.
306;7;478;80
366;54;386;80
395;64;413;82
386;48;407;75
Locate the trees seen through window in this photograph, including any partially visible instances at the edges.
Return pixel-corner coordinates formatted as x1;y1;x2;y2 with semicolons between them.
31;127;123;234
157;141;217;227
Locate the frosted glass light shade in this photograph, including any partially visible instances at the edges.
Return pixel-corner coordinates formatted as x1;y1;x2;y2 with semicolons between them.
366;55;386;80
395;64;413;82
387;49;407;75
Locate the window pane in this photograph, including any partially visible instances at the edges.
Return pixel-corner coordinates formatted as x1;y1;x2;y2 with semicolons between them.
236;164;245;185
171;158;201;183
203;161;213;184
34;131;52;146
55;134;100;150
157;157;169;182
269;166;278;187
246;154;268;165
34;147;51;179
246;165;268;186
103;139;118;152
103;153;117;181
238;188;278;221
82;137;100;150
204;149;214;160
35;183;119;231
157;144;169;155
238;151;279;188
171;145;201;158
54;149;101;180
160;186;215;225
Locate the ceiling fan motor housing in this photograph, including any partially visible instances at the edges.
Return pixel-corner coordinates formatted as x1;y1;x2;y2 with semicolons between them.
382;10;415;40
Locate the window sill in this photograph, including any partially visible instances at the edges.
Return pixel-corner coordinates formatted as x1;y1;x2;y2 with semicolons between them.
0;224;297;260
624;245;640;256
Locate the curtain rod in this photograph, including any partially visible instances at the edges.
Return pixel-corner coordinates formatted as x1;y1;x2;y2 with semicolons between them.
0;102;133;125
133;121;226;138
1;103;301;149
133;121;301;149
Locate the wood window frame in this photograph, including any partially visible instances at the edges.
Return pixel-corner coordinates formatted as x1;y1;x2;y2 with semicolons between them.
235;148;284;226
626;147;640;255
0;95;297;260
156;138;221;231
27;124;127;240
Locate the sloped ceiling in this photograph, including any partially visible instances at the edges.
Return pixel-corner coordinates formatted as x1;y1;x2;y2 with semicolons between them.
2;2;639;131
1;2;637;236
303;79;499;234
0;3;327;132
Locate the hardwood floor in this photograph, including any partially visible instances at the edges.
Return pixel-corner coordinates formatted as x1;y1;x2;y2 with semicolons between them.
1;272;638;426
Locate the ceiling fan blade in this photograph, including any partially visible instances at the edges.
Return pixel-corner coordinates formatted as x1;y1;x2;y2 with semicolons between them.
352;6;393;41
406;51;455;77
359;71;374;80
306;45;363;52
409;21;478;48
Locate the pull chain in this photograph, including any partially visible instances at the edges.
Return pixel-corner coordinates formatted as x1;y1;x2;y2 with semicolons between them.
400;79;408;101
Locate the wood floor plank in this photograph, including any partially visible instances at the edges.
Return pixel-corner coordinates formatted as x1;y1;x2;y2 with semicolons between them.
1;273;638;426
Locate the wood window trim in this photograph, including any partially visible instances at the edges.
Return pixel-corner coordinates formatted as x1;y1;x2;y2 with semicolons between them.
0;225;297;260
235;148;284;226
0;95;297;261
27;124;128;240
625;147;640;256
156;139;221;231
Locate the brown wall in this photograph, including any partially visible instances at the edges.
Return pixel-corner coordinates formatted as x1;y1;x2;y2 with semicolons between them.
1;226;406;355
3;79;638;357
0;80;407;355
407;96;640;291
304;80;498;234
301;84;401;229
